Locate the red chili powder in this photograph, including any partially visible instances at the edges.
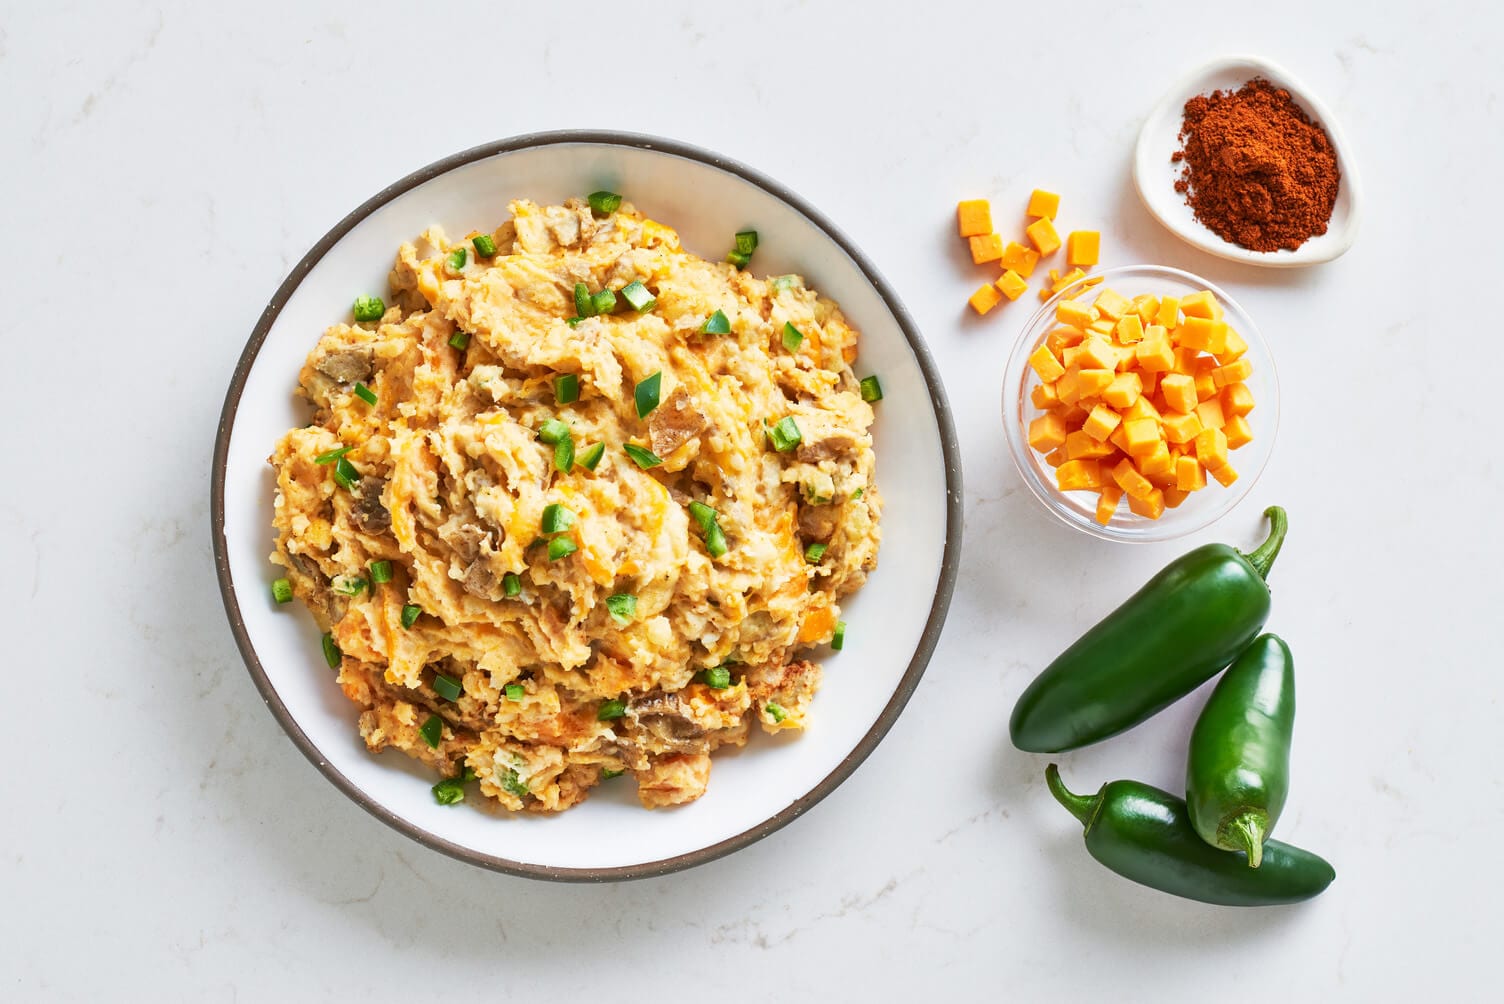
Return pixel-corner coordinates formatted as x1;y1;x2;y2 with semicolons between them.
1172;77;1340;252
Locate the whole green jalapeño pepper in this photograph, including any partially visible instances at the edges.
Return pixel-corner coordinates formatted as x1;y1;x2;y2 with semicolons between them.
1186;633;1295;867
1045;765;1334;906
1010;506;1288;753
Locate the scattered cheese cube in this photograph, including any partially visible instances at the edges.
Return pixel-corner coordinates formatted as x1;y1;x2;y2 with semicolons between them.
1066;230;1100;267
1076;369;1114;399
1181;289;1223;320
1112;458;1157;501
1209;463;1239;487
1223;414;1254;450
1127;488;1166;520
1135;335;1175;373
1093;288;1131;321
1156;296;1181;329
1000;242;1041;278
1212;358;1255;389
957;200;993;238
1102;372;1143;409
1028;345;1065;382
1161;411;1204;445
1067;428;1117;459
1178;316;1229;354
996;269;1028;301
1222;383;1255;418
1026;189;1061;219
1096;483;1123;525
1195;427;1229;470
1027;217;1062;256
1123;418;1162;457
1083;404;1122;442
969;233;1004;264
969;283;1004;315
1056;299;1096;329
1176;455;1207;492
1160;373;1199;414
1028;412;1068;452
1137;441;1175;478
1031;382;1060;410
1194;397;1226;431
1057;459;1102;492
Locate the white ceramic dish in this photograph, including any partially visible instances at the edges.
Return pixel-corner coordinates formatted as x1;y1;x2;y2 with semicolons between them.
1133;54;1361;267
212;132;962;881
1002;266;1279;543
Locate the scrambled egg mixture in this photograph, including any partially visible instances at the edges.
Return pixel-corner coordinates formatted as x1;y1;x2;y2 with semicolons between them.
270;198;881;812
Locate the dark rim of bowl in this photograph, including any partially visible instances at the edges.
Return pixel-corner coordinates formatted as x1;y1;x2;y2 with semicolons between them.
210;130;964;882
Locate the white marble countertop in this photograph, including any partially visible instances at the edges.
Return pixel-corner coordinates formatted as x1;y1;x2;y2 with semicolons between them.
5;2;1499;999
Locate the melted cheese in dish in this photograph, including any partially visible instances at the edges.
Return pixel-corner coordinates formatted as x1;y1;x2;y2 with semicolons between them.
269;198;881;813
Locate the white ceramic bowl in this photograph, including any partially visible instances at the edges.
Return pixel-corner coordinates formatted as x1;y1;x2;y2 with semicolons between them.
1001;265;1279;543
1134;54;1361;267
212;132;962;880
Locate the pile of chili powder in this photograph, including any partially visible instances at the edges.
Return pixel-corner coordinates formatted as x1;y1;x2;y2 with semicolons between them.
1172;78;1340;252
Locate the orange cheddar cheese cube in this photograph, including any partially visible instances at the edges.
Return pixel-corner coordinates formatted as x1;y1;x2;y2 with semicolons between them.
1027;216;1062;256
1066;230;1100;267
1181;289;1223;320
1194;397;1226;431
1137;441;1175;478
1123;395;1162;423
1223;414;1254;450
1216;327;1249;363
1047;329;1085;358
1056;299;1095;329
1162;486;1190;509
1031;381;1060;410
1000;242;1041;278
1194;369;1218;402
1083;404;1122;442
1195;427;1229;469
1116;313;1145;344
1112;458;1156;500
1055;369;1082;405
1139;369;1160;397
1076;368;1114;399
1028;412;1068;452
1209;463;1239;487
1156;296;1181;329
1176;455;1207;492
1088;318;1116;336
1123;418;1162;457
1054;268;1089;293
1102;372;1143;410
1096;483;1123;525
996;269;1029;301
1178;316;1229;354
1212;358;1254;390
1027;345;1065;382
1160;373;1199;414
1161;411;1203;445
1057;459;1102;492
1079;336;1119;371
1045;446;1069;468
1067;428;1117;459
1135;335;1175;373
969;233;1004;264
957;200;992;238
1094;288;1131;321
1222;383;1255;418
1027;189;1061;219
969;283;1004;315
1134;295;1161;325
1128;488;1166;519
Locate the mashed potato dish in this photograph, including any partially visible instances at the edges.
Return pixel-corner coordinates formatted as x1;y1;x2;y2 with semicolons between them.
269;197;882;813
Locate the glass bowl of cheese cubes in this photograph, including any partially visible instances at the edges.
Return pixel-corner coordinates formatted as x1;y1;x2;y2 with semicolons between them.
1002;265;1279;542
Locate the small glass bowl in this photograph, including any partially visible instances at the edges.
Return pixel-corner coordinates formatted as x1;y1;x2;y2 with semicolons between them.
1001;264;1279;543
